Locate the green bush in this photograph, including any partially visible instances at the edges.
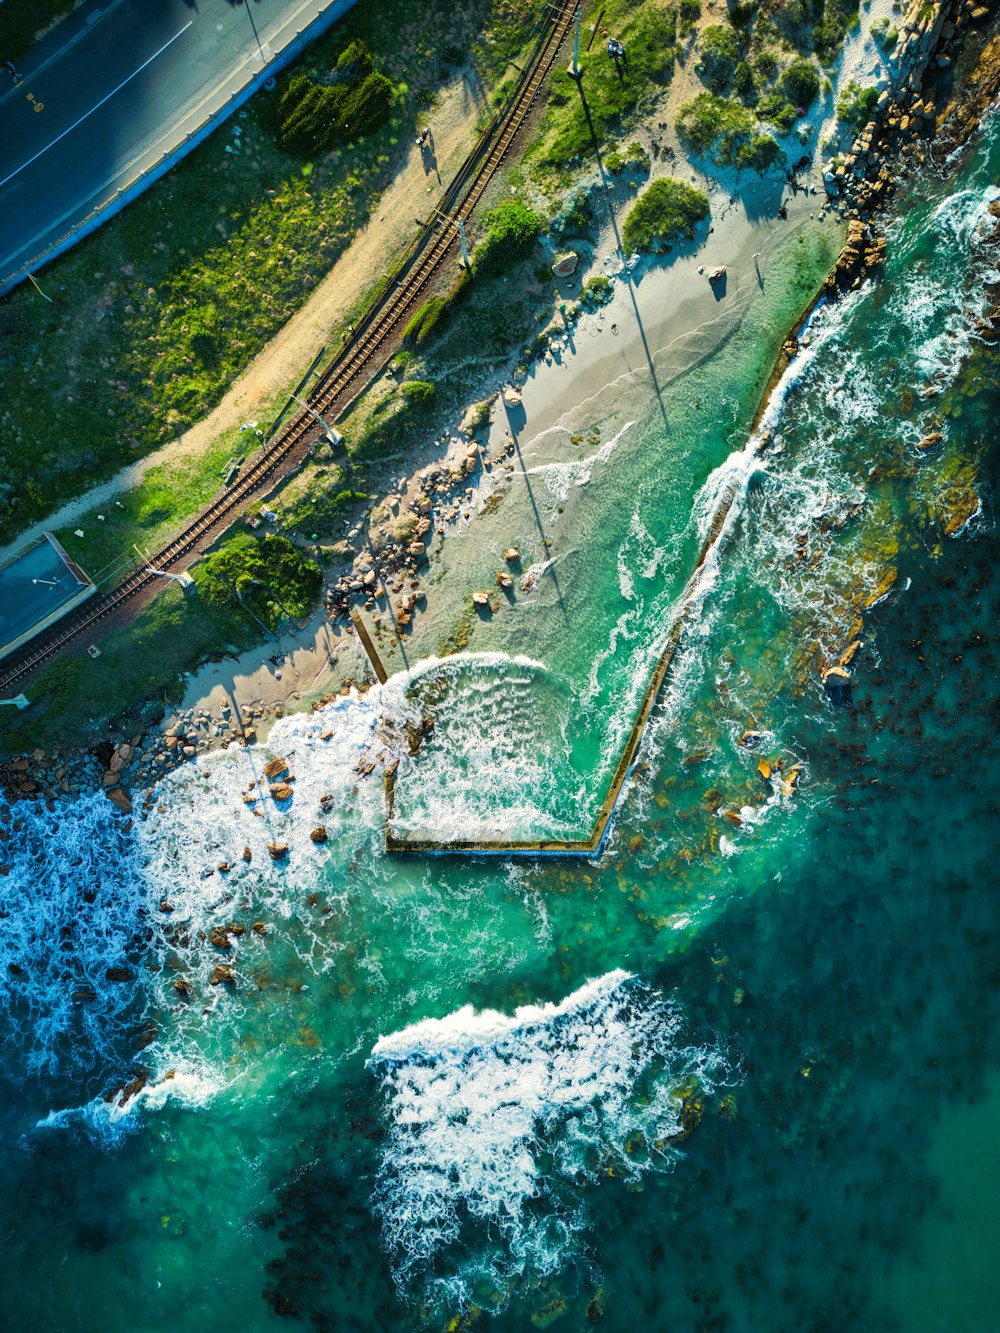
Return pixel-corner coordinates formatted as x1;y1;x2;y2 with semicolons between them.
622;178;710;253
733;60;756;103
836;80;878;131
336;71;394;141
680;0;702;37
400;379;436;405
813;0;858;63
336;38;374;79
196;533;321;627
783;56;820;108
605;151;626;175
275;74;345;155
698;24;744;92
735;131;784;171
403;296;447;344
581;274;613;306
677;91;753;157
871;16;898;48
473;200;541;275
757;92;799;135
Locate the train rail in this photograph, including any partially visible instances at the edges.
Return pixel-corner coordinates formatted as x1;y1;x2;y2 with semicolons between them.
0;0;576;697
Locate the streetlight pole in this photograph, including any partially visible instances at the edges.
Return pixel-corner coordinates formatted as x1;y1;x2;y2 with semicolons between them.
289;393;343;446
567;5;582;80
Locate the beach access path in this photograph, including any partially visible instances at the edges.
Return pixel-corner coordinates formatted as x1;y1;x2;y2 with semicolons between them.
0;0;357;292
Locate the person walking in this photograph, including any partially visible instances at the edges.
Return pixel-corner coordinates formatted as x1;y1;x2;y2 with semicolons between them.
4;59;22;84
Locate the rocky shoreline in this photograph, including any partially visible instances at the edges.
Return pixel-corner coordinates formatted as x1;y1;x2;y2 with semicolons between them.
2;0;997;831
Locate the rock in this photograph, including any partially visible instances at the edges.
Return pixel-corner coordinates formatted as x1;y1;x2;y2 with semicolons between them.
105;966;134;982
551;251;579;277
243;846;252;863
106;788;132;815
822;664;853;705
502;386;522;406
268;842;289;860
209;965;236;987
916;430;943;452
73;987;98;1003
217;861;231;874
310;826;328;844
209;927;231;950
708;265;726;284
173;978;192;998
252;921;268;936
269;782;294;801
503;548;520;564
263;756;288;779
739;730;764;748
757;758;772;780
472;592;490;606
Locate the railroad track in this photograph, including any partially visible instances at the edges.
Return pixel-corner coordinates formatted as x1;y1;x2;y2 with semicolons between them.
0;1;576;697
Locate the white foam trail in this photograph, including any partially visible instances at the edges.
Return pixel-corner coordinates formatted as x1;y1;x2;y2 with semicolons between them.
369;970;733;1307
515;419;636;502
35;1066;223;1147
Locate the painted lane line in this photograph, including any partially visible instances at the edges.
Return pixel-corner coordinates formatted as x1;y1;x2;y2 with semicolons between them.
0;21;194;191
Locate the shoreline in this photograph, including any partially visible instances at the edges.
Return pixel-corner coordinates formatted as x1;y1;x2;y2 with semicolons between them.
1;0;995;815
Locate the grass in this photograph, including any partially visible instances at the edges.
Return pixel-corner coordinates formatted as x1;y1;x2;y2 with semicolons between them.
0;0;547;548
529;0;676;172
0;587;259;753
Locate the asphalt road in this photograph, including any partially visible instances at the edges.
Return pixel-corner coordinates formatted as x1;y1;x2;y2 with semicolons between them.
0;0;346;287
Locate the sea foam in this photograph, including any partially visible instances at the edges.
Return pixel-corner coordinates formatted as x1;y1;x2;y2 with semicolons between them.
368;970;732;1308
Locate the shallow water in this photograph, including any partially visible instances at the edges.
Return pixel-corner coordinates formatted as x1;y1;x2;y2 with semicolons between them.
2;114;998;1332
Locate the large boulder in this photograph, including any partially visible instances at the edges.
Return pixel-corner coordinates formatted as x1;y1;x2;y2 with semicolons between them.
551;251;579;277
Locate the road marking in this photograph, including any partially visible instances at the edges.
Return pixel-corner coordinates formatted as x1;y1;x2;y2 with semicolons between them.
0;21;194;191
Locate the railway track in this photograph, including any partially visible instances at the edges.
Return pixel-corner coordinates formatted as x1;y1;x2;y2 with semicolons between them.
0;1;576;697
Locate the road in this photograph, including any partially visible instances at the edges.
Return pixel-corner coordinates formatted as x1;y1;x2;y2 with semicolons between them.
0;0;354;289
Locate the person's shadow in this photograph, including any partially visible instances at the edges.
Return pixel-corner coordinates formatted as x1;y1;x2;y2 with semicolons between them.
419;135;440;183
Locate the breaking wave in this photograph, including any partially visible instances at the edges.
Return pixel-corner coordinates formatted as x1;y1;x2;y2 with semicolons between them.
368;970;734;1309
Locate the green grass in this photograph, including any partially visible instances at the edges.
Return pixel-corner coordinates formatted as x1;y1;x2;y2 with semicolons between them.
530;0;676;171
676;91;783;170
0;588;260;754
622;178;710;253
0;0;538;548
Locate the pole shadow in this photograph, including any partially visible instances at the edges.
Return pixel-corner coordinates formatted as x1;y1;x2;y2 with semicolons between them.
502;397;567;616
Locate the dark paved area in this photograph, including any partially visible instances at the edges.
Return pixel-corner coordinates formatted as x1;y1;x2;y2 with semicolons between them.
0;0;352;288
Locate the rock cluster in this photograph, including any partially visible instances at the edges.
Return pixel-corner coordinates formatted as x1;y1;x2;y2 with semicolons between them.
822;0;979;217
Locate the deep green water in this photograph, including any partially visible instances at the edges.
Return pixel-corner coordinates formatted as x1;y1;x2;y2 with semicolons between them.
2;115;998;1332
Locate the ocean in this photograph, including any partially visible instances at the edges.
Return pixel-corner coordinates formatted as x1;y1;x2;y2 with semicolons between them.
1;112;997;1332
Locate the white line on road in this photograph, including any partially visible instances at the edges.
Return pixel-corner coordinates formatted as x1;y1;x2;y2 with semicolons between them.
0;21;194;191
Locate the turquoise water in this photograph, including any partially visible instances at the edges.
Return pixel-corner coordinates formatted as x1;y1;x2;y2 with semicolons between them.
2;114;998;1331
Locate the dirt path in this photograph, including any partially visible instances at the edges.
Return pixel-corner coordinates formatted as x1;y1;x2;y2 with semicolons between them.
0;72;485;564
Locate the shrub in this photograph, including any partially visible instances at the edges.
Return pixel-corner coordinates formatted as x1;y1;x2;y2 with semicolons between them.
783;56;820;108
871;16;898;49
733;60;756;102
677;91;753;158
836;80;878;130
754;48;779;80
581;274;613;306
625;141;652;171
400;379;436;406
336;38;374;79
757;92;799;134
813;0;858;63
275;74;345;155
473;200;541;275
197;533;321;627
622;178;710;253
336;71;394;141
699;24;744;92
403;296;447;345
735;131;784;171
680;0;702;37
605;151;626;174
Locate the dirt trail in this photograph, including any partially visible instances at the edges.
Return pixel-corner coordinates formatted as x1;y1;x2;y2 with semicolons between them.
0;73;485;564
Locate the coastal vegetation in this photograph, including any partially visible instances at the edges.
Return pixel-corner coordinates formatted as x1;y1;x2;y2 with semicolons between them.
676;92;783;171
0;0;549;545
197;532;322;627
622;178;710;253
836;80;879;129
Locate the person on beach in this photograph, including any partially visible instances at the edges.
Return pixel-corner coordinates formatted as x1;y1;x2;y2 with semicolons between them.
416;127;431;149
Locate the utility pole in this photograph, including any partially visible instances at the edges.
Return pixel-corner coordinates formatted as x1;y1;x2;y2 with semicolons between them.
415;209;471;268
567;5;583;81
290;393;343;446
